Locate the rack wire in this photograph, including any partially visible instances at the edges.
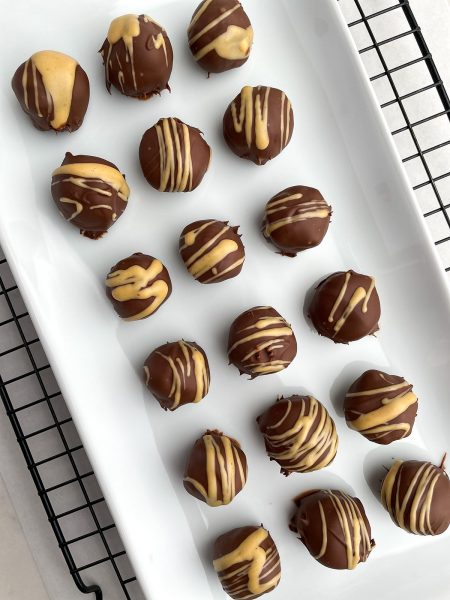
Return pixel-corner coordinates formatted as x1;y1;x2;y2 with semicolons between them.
1;1;449;598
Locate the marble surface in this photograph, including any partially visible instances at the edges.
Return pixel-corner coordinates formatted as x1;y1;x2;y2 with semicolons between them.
0;1;449;598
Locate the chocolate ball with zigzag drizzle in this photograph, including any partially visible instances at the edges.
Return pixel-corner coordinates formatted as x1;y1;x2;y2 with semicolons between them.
144;340;210;411
100;14;173;99
227;306;297;378
308;270;381;344
51;152;129;239
183;430;248;506
262;186;332;257
139;117;212;192
257;395;338;475
105;253;172;321
290;489;375;570
188;0;253;74
381;459;450;535
223;85;294;165
345;370;418;444
179;219;245;284
213;526;281;600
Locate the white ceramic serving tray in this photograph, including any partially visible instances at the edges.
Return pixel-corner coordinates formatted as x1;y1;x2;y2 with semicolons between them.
1;1;449;598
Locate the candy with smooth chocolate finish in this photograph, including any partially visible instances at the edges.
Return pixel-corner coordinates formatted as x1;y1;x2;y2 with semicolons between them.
179;219;245;283
100;14;173;99
105;253;172;321
188;0;253;74
11;50;89;132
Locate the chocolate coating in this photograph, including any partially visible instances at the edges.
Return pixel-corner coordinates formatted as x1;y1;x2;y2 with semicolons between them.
308;270;380;343
51;152;129;239
100;14;173;99
184;430;247;506
228;306;297;378
179;219;245;283
381;460;450;535
213;526;281;600
223;85;294;165
11;50;89;132
139;117;211;192
257;395;338;475
144;340;210;411
290;489;375;570
188;0;253;74
105;253;172;321
345;370;418;444
262;186;332;256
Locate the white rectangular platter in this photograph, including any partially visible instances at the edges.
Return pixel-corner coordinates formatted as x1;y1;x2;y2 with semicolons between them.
1;1;449;599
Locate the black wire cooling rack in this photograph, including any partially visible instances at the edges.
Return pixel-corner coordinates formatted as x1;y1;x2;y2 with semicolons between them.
1;1;450;598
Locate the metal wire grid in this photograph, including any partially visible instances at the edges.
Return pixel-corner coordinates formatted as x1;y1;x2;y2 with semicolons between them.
0;1;449;598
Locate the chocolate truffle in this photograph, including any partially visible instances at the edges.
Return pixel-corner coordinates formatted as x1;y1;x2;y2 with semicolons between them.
144;340;210;411
11;50;89;132
188;0;253;74
183;430;247;506
179;219;245;283
228;306;297;378
290;489;375;570
262;186;332;257
100;14;173;99
345;370;418;444
51;152;129;239
308;270;380;343
139;117;211;192
257;395;338;475
223;85;293;165
381;459;450;535
213;526;281;600
105;253;172;321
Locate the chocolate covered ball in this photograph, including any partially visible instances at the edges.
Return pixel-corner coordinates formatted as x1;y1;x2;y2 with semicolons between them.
257;395;338;475
139;117;211;192
290;490;375;570
179;219;245;283
183;430;247;506
213;526;281;600
308;270;380;343
105;253;172;321
228;306;297;378
381;460;450;535
51;152;129;239
262;186;332;256
345;370;418;444
223;85;294;165
144;340;210;411
188;0;253;74
100;14;173;99
11;50;89;132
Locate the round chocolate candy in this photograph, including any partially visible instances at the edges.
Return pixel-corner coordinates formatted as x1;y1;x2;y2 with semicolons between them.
144;340;210;411
308;269;381;343
227;306;297;378
223;85;294;165
257;395;338;475
345;370;418;444
262;186;332;256
11;50;89;132
213;525;281;600
179;219;245;284
51;152;129;240
183;430;247;506
188;0;253;74
381;459;450;535
99;14;173;99
139;117;211;192
290;489;375;570
105;253;172;321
